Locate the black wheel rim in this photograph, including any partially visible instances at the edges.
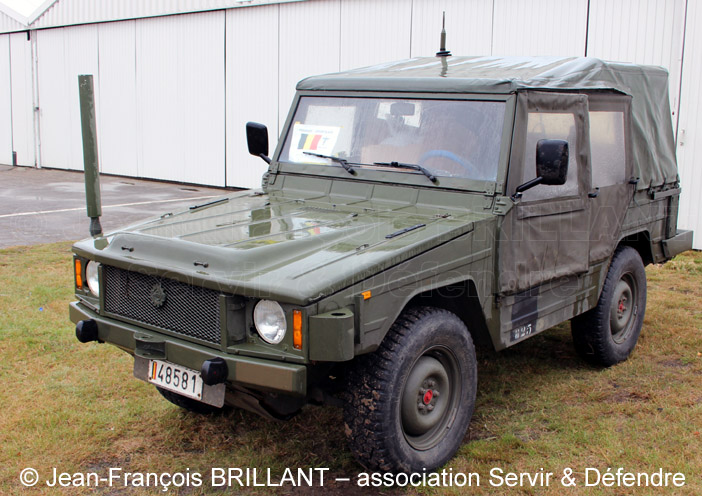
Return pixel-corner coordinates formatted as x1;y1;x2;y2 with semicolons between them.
400;346;461;451
610;272;637;344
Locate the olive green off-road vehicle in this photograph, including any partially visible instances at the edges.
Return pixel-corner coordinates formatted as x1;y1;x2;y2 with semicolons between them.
71;56;693;472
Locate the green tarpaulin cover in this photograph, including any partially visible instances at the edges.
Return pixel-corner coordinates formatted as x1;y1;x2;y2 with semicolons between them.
298;56;678;190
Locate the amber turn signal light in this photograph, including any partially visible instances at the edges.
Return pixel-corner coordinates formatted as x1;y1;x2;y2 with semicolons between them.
75;259;83;289
293;310;302;350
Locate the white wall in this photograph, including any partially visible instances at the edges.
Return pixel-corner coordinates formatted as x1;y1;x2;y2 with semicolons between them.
410;0;493;56
135;12;225;186
9;32;34;166
492;0;589;56
225;4;279;189
35;12;226;185
3;0;700;246
676;0;701;248
36;25;99;171
64;24;100;172
278;0;341;134
35;28;68;169
97;20;137;177
587;0;686;126
340;0;411;70
0;8;26;34
0;34;12;165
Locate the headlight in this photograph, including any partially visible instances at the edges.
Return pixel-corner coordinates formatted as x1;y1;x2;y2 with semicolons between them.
253;300;287;344
85;261;100;297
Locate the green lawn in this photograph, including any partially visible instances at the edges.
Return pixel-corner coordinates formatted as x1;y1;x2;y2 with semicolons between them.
0;242;700;495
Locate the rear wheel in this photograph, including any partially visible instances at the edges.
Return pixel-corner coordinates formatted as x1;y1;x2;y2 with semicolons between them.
344;307;477;472
571;246;647;366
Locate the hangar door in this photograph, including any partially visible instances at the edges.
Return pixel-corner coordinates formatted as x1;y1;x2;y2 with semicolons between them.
0;35;11;165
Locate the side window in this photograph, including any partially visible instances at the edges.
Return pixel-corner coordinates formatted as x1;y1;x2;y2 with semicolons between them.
521;112;580;202
590;111;626;188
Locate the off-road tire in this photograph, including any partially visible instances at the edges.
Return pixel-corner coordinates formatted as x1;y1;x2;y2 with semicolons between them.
344;307;477;473
156;387;227;415
571;246;647;366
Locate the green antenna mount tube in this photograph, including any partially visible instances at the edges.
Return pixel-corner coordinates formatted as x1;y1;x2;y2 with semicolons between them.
78;75;103;237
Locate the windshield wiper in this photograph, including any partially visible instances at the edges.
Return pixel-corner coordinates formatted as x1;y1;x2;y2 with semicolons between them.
373;161;437;183
303;151;356;175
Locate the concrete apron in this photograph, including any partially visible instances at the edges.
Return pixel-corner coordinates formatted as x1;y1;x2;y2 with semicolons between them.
0;165;236;248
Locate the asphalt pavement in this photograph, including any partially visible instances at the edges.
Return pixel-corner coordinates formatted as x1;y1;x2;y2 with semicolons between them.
0;165;235;248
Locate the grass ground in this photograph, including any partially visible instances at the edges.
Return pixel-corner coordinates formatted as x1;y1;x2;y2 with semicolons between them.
0;242;700;495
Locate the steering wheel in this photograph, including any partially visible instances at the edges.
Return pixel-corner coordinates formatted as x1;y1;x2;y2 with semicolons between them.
418;149;480;178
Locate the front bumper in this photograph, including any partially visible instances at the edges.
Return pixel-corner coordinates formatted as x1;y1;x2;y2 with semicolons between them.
69;301;307;396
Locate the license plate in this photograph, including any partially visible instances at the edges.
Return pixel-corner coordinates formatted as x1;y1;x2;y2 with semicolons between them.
148;360;203;401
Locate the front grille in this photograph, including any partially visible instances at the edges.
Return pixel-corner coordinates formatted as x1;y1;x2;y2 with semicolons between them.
103;265;222;345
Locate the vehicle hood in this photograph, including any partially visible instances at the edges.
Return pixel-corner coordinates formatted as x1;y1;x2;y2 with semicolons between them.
74;189;487;305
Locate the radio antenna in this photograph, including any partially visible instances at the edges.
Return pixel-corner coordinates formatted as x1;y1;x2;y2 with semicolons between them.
436;11;451;57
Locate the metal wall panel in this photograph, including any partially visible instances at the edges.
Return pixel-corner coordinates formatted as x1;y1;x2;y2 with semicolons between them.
30;0;307;30
64;24;99;171
0;35;12;164
587;0;686;123
10;32;35;166
675;0;701;249
97;20;138;176
492;0;588;56
0;9;27;33
36;27;70;169
6;0;700;244
278;0;341;132
135;11;225;186
225;5;279;189
37;25;99;171
339;0;411;70
410;0;493;57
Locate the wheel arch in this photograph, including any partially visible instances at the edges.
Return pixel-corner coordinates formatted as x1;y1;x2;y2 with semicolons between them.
405;279;493;351
617;231;653;266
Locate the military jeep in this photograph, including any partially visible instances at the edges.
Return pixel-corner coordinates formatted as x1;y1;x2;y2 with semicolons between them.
70;56;693;472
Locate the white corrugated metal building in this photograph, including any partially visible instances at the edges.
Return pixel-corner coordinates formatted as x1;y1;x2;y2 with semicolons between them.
0;0;700;248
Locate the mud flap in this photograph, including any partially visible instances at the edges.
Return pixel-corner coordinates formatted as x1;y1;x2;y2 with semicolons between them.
662;229;693;259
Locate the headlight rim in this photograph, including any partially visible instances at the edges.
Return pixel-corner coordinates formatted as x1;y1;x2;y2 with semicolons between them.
253;299;287;345
85;261;100;297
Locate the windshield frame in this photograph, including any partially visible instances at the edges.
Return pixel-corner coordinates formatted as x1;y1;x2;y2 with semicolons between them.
270;91;516;194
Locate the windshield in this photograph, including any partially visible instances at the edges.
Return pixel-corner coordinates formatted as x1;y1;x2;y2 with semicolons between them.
279;96;506;181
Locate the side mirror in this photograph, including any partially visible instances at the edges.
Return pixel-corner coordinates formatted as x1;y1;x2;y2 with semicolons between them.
246;122;271;164
512;139;570;200
536;139;569;185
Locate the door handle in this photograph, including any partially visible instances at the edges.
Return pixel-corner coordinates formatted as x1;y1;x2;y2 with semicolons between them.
588;188;600;198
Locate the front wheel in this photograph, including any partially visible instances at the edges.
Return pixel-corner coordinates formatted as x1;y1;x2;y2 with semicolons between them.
571;246;647;366
344;307;477;473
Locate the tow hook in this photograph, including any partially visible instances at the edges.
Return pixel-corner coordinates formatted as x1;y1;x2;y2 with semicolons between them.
75;319;99;343
201;358;228;385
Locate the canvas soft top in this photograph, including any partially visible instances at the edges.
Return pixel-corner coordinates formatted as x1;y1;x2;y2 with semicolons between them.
298;56;678;190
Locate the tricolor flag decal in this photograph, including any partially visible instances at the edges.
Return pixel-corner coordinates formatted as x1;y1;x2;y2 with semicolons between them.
289;123;341;163
298;133;324;151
